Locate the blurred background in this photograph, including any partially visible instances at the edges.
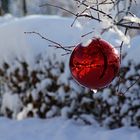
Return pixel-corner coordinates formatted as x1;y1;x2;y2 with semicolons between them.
0;0;140;17
0;0;76;16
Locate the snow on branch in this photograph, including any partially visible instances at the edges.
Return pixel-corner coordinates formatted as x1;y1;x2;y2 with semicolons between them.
123;16;140;24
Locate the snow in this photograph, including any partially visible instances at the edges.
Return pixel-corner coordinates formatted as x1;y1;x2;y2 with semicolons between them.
124;16;140;24
0;15;82;66
112;25;130;44
124;35;140;64
61;107;71;118
46;106;58;118
0;14;138;66
1;92;23;118
120;104;130;115
0;14;139;139
82;38;92;47
0;117;139;140
102;89;111;101
17;104;36;120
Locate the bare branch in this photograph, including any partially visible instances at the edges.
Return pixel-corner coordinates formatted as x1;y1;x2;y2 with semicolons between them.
40;1;140;30
24;31;72;52
40;3;76;16
123;76;140;95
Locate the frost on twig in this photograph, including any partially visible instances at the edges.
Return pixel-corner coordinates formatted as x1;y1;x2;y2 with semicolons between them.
123;16;140;24
112;25;130;44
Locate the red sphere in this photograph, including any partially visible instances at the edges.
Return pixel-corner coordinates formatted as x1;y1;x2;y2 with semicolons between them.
69;38;120;89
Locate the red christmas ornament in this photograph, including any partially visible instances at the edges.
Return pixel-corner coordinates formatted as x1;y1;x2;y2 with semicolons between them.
69;38;120;89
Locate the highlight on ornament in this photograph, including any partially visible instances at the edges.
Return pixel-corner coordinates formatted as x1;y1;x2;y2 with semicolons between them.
69;38;120;90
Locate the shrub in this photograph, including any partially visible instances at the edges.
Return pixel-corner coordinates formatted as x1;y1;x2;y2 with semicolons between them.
0;51;140;129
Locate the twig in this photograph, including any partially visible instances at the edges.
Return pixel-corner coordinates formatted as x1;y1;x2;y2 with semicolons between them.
40;1;140;30
116;25;129;94
40;3;76;16
123;76;140;94
81;30;94;37
24;31;72;52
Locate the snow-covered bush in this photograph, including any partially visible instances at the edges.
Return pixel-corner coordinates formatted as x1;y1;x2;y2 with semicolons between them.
0;53;85;119
92;59;140;129
0;51;139;129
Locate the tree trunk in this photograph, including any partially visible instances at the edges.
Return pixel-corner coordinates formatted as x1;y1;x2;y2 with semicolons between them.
23;0;27;15
1;0;9;15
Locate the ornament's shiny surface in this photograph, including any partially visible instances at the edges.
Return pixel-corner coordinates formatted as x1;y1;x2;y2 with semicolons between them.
69;38;120;89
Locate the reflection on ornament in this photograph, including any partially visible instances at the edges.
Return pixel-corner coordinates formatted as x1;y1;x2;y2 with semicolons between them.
69;38;120;89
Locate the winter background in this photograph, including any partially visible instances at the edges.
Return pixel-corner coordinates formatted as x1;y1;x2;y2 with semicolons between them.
0;0;140;140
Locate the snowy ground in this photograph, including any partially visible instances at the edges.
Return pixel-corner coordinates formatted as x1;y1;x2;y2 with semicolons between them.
0;15;140;140
0;117;140;140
